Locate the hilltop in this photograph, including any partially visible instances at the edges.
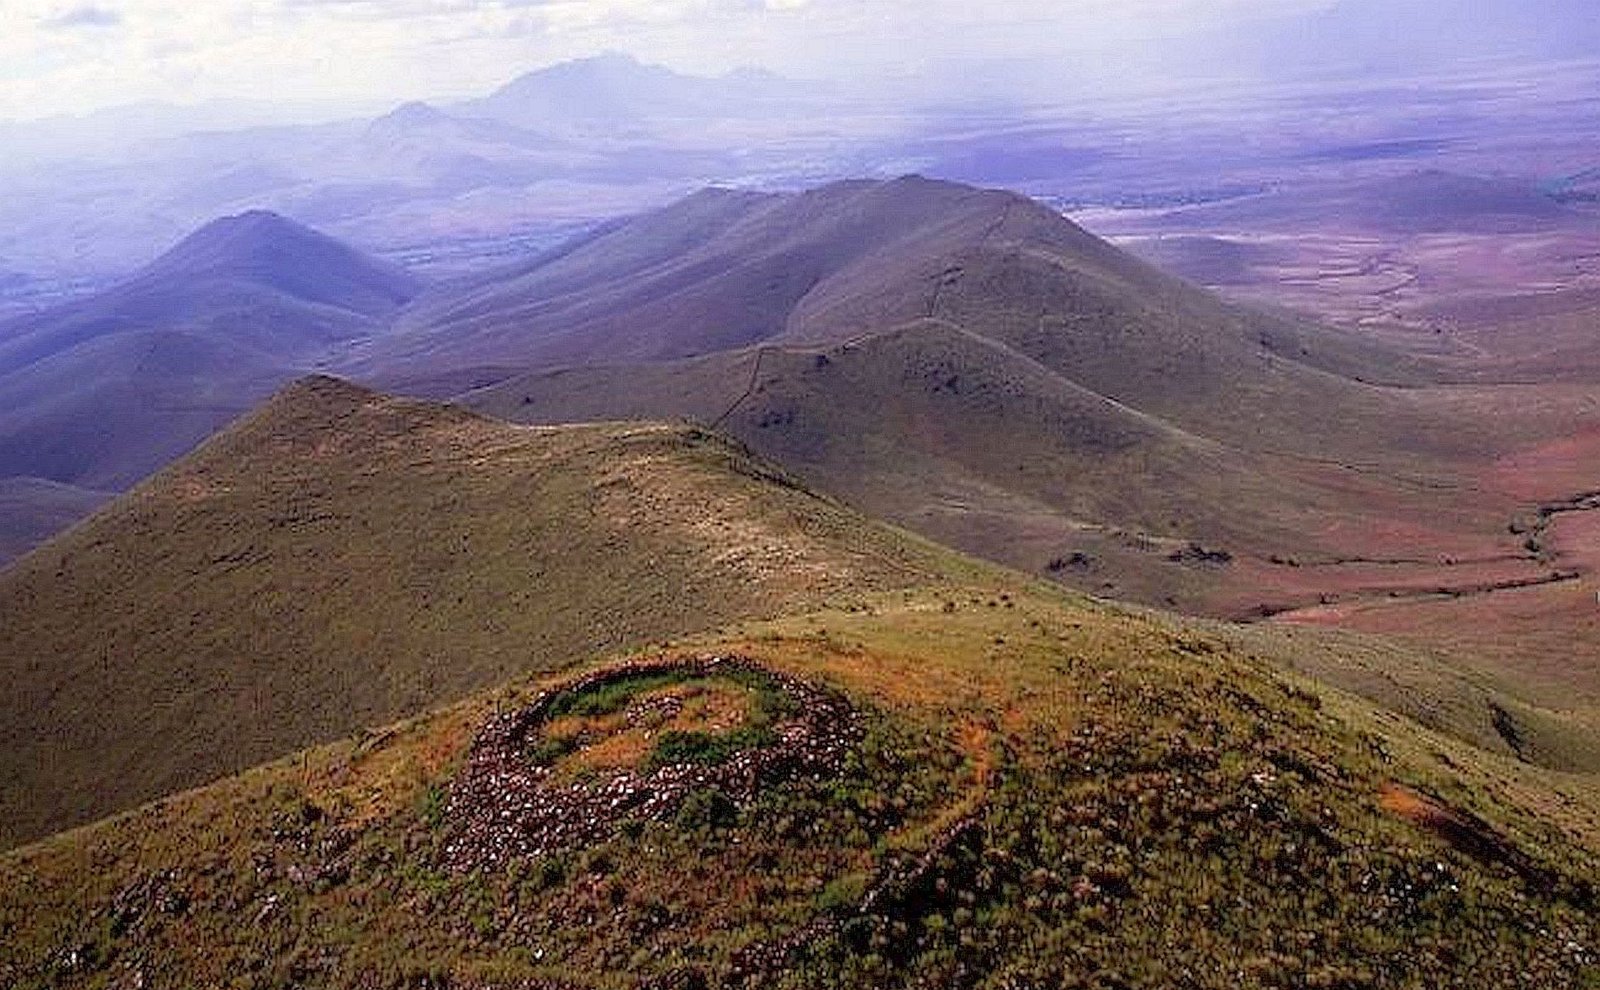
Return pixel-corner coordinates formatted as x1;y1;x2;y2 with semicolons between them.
2;541;1595;987
384;177;1552;620
0;376;1594;986
132;210;420;317
405;178;1600;754
358;175;1411;398
0;375;968;848
0;212;421;490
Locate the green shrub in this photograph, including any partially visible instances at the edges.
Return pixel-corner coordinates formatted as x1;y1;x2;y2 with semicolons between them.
675;788;738;830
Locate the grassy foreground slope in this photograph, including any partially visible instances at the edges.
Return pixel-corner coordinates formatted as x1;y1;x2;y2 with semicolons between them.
1;583;1595;988
0;376;968;849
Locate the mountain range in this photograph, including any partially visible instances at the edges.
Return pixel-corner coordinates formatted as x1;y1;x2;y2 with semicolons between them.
458;52;811;131
1;374;1595;988
0;54;837;285
1;165;1598;985
4;174;1594;754
360;177;1538;616
4;175;1591;630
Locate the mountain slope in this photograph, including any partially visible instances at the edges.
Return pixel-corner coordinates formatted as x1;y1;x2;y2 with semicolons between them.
410;177;1553;614
1;378;1594;986
0;375;968;849
467;324;1533;616
360;176;1415;401
0;330;295;490
0;211;422;491
2;579;1595;988
360;176;1442;454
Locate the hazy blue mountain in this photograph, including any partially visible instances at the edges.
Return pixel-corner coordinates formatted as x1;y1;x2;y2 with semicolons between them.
0;211;422;490
459;52;808;130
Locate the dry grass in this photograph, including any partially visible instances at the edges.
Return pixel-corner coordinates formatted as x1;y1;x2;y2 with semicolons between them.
0;377;971;849
3;582;1595;987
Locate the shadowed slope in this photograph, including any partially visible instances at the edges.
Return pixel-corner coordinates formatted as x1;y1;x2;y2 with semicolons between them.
0;376;963;848
0;476;109;566
0;330;294;489
356;177;1418;413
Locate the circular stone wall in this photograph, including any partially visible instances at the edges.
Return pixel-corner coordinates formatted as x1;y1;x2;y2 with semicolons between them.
445;654;860;871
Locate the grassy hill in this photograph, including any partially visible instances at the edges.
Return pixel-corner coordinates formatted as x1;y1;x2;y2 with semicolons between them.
431;178;1600;724
463;317;1539;619
372;179;1550;613
2;583;1594;988
0;376;968;849
1;376;1595;986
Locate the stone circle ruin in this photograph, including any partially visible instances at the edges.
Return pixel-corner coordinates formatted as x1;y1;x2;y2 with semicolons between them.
444;654;861;872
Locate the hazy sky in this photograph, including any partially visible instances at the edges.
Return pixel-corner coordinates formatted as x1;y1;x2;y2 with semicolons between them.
4;0;1592;124
2;0;1336;122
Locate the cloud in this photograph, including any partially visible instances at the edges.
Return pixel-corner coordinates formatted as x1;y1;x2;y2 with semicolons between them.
45;5;122;29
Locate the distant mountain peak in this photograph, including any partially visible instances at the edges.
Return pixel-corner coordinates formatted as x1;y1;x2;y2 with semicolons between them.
465;52;800;127
488;52;677;98
142;209;335;272
185;207;308;237
569;50;646;70
133;210;422;314
371;100;454;130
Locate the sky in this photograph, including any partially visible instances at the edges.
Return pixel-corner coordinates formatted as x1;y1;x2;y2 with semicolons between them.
1;0;1337;122
3;0;1593;124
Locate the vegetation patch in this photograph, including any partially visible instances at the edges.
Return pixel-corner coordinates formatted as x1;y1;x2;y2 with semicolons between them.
4;592;1597;988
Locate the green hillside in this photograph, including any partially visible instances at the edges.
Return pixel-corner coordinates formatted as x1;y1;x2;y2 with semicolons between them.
0;376;967;848
2;582;1595;988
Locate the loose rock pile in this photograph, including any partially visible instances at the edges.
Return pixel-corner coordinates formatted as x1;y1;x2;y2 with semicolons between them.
444;655;860;872
726;809;991;983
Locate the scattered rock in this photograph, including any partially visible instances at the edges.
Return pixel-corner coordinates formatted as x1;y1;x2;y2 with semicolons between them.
1167;542;1233;568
